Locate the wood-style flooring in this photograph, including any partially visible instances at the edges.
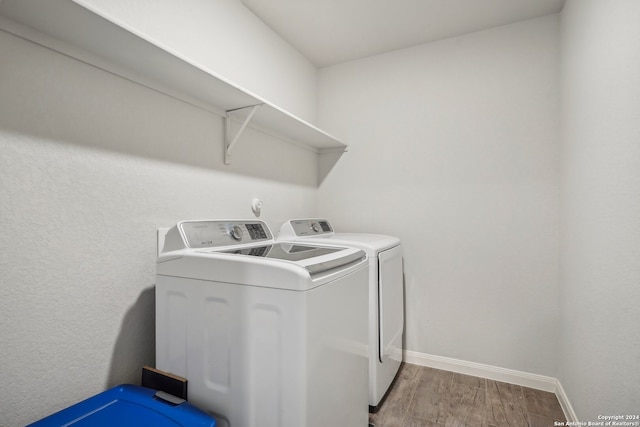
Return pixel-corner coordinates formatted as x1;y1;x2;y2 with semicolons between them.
369;363;566;427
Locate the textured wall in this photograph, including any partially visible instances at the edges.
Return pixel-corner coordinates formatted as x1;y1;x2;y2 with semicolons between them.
559;0;640;419
317;15;561;376
0;28;318;425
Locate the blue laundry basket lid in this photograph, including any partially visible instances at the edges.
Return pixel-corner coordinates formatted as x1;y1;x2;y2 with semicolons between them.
28;384;216;427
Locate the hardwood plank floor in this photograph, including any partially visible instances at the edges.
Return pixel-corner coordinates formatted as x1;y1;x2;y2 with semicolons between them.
369;363;566;427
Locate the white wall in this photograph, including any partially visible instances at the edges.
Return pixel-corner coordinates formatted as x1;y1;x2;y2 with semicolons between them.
0;23;318;427
76;0;318;123
4;1;639;423
559;0;640;419
318;15;561;376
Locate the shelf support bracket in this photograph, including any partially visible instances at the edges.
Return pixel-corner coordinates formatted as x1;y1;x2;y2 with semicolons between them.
224;104;262;165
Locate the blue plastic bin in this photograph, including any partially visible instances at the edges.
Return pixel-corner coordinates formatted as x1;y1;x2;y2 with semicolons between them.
27;384;216;427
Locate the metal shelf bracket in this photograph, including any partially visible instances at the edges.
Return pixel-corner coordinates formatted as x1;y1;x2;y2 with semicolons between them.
224;104;263;165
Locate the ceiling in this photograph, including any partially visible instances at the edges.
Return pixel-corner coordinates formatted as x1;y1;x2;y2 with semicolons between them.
241;0;565;67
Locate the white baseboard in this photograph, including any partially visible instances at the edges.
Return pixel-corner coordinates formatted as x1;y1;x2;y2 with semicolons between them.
554;378;579;422
403;350;577;422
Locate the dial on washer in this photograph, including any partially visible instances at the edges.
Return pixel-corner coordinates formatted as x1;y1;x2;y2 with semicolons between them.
230;225;243;241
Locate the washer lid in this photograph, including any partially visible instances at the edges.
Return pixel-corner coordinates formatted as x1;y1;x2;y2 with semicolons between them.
158;220;368;290
158;243;366;290
219;243;339;260
216;243;365;275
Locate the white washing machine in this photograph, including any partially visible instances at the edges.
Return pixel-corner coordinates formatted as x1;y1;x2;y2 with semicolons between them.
278;219;404;412
155;220;369;427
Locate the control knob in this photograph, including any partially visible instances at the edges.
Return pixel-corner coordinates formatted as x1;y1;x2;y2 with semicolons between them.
229;225;243;241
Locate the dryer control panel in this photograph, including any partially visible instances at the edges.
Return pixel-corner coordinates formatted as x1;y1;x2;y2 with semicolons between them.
281;219;334;238
178;220;272;248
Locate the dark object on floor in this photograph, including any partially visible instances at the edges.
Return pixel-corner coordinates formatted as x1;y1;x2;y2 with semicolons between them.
142;365;188;400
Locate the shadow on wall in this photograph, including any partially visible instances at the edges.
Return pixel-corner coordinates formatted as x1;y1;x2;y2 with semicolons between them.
319;150;345;185
106;286;156;388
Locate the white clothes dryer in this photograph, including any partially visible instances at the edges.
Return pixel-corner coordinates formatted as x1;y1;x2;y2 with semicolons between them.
278;219;404;412
156;220;369;427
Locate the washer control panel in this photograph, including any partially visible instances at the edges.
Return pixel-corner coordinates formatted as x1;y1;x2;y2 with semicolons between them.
178;220;271;248
285;219;333;237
